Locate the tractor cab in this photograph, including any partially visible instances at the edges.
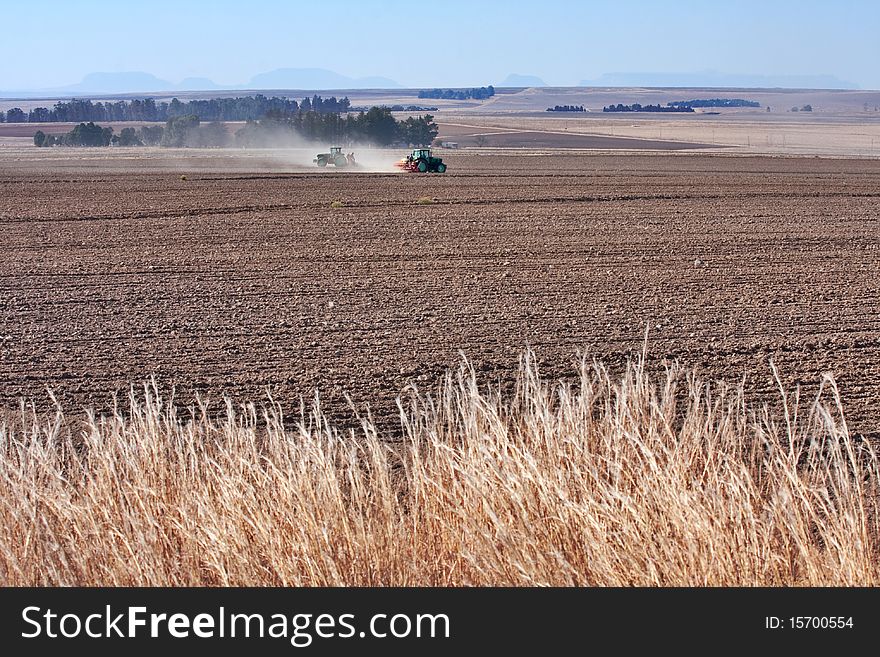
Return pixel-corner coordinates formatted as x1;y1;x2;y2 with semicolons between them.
411;148;432;160
329;146;343;156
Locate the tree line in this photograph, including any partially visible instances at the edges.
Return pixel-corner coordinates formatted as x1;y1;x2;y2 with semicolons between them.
33;120;208;147
603;104;695;113
33;123;115;147
668;98;760;108
418;86;495;100
546;105;585;112
6;95;350;124
350;104;438;112
34;108;439;148
236;107;438;147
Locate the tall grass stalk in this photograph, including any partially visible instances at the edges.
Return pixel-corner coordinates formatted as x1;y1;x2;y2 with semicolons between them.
1;352;877;586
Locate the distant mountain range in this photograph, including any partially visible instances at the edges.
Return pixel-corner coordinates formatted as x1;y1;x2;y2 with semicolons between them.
498;74;547;87
0;68;402;97
0;68;862;98
579;71;859;90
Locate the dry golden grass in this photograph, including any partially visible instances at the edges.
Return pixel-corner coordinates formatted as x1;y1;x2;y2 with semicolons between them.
0;352;877;586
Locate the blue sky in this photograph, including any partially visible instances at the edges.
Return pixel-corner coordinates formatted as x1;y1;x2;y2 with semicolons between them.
2;0;878;89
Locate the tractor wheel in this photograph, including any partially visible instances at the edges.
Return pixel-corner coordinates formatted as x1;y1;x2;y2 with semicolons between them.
417;160;428;173
317;159;327;167
335;156;347;167
437;163;447;173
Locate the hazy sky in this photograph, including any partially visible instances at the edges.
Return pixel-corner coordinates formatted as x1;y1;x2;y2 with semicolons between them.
2;0;878;89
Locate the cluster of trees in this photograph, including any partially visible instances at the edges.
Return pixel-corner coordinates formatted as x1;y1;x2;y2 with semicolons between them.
5;95;351;123
603;103;695;113
34;118;231;148
668;98;760;108
291;95;350;114
236;107;438;147
791;104;813;112
396;114;439;146
350;104;438;112
4;108;27;122
33;122;114;147
602;100;764;113
418;86;495;100
33;109;438;149
389;104;438;112
546;105;585;112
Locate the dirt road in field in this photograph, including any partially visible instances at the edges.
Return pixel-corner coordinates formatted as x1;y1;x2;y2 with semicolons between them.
1;151;879;433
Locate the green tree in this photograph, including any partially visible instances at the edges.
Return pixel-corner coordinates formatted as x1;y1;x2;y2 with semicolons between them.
400;114;439;146
28;107;51;122
162;115;200;147
33;130;46;147
117;127;143;146
358;106;399;145
6;108;26;123
167;98;186;118
137;125;164;146
60;122;113;146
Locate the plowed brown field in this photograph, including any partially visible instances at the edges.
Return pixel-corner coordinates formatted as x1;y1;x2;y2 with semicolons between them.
1;151;879;434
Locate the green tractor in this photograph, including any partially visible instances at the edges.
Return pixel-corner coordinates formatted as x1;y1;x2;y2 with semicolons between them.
395;148;447;173
314;146;349;168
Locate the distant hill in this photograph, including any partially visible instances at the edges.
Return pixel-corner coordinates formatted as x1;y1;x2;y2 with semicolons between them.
66;71;175;93
62;72;226;94
246;68;400;90
2;68;401;97
499;74;547;87
579;71;859;90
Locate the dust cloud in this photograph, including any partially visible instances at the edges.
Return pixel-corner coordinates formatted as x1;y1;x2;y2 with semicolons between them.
223;123;405;172
272;146;404;173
